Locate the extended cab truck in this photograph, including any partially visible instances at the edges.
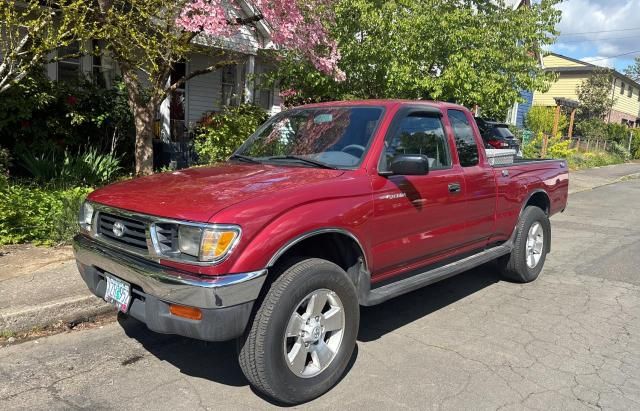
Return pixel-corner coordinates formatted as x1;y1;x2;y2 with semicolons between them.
74;100;568;404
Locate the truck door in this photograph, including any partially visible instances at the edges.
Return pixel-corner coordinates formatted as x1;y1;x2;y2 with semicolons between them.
370;108;467;279
447;109;497;247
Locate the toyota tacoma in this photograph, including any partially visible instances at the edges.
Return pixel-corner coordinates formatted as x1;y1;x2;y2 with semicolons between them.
74;100;568;404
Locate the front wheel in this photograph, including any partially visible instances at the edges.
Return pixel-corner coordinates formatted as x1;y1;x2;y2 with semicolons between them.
498;206;550;283
238;258;359;404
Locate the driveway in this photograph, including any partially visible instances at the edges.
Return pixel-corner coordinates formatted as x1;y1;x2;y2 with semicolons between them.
1;179;639;410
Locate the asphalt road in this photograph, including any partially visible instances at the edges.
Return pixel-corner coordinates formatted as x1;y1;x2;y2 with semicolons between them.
1;179;639;410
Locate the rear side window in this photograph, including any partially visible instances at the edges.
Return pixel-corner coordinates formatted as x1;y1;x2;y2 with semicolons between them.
448;109;478;167
380;112;451;171
493;127;514;139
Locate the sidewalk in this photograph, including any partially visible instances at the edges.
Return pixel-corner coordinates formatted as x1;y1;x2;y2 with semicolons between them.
569;161;640;194
1;161;640;336
0;245;111;334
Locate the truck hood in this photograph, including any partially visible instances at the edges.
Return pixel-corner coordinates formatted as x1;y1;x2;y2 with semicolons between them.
88;164;345;222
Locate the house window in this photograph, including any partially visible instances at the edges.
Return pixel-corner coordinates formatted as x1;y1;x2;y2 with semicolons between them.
620;82;625;95
221;65;237;107
629;86;633;98
57;43;81;83
91;40;113;88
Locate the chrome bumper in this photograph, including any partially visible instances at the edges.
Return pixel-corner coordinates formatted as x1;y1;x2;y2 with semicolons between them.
73;234;267;309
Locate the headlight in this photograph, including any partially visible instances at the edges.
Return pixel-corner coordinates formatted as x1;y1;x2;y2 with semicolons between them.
78;201;94;231
176;225;240;263
178;225;202;257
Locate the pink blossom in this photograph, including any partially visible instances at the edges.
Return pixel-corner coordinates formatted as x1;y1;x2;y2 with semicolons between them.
176;0;342;80
279;88;299;98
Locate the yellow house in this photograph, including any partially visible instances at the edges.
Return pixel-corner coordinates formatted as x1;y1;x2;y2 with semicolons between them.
532;53;640;127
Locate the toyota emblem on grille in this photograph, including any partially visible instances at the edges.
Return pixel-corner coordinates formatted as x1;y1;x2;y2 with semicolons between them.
112;221;126;237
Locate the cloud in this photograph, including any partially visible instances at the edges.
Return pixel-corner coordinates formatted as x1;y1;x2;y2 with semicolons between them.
552;0;640;69
581;56;616;68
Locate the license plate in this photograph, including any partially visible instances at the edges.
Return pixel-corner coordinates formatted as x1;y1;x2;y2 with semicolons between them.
104;275;132;313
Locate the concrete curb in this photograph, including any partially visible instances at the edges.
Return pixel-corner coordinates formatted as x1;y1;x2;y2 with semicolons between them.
568;167;640;195
0;295;113;334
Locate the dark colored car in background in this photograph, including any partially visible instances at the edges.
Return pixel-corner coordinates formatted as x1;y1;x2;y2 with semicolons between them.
475;117;521;155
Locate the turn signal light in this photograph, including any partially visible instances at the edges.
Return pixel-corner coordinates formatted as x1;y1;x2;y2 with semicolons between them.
169;304;202;321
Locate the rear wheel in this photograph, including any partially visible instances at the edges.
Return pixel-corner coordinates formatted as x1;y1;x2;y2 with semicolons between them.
238;258;359;404
498;206;550;283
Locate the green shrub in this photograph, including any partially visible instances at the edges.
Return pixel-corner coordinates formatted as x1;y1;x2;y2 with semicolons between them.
16;147;121;187
522;132;575;159
193;104;269;164
0;146;10;173
0;72;134;170
0;183;92;245
525;106;568;137
567;152;625;170
632;129;640;159
607;141;631;161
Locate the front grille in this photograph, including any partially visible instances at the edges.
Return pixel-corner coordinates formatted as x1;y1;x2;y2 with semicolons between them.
98;212;149;252
154;223;178;253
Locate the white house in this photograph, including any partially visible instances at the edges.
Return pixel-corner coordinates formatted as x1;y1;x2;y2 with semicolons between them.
42;1;282;144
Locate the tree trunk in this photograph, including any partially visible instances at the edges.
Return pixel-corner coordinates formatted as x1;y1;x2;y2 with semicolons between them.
133;103;156;175
120;65;159;176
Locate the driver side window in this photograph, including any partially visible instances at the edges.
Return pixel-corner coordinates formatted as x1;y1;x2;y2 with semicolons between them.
380;112;451;172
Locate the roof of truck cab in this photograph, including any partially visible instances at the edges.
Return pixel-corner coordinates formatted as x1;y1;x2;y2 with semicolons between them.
294;99;470;111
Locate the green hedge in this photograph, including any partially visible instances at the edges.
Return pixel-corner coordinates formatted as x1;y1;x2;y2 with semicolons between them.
0;183;92;245
193;104;269;164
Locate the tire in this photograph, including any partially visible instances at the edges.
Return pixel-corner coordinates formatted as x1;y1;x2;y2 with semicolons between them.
238;258;360;404
498;206;550;283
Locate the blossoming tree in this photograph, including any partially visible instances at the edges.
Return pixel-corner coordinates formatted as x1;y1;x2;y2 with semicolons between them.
0;0;92;94
94;0;339;175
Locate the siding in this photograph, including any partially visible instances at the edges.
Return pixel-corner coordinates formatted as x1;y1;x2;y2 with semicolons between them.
543;54;589;68
611;78;640;118
516;90;533;127
186;54;222;126
532;73;584;106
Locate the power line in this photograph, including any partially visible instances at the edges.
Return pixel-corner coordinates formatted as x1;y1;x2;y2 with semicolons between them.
558;27;640;37
559;34;640;44
585;50;640;62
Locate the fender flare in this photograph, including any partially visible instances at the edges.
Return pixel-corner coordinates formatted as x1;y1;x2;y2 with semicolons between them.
266;227;369;272
512;189;552;253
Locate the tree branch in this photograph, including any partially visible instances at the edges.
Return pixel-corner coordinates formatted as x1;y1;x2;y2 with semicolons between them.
165;59;239;95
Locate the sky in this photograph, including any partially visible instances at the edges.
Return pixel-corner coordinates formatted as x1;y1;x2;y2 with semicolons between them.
549;0;640;73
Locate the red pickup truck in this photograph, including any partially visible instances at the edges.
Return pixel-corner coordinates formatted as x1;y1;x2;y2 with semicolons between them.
74;100;568;404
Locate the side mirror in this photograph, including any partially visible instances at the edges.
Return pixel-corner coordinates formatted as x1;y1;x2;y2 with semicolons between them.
386;154;429;176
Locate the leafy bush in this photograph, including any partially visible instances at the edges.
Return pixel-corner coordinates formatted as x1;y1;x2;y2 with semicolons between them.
575;119;632;145
575;119;607;141
0;146;10;173
16;147;121;187
193;104;269;164
0;72;134;171
547;137;574;159
522;132;575;159
0;147;9;191
632;129;640;159
0;183;92;245
525;106;568;137
567;152;625;170
608;141;631;161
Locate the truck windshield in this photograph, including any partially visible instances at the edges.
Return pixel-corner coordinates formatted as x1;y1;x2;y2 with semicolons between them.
234;107;384;169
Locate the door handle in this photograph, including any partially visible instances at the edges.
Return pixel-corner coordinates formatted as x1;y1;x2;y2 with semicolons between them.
448;182;462;193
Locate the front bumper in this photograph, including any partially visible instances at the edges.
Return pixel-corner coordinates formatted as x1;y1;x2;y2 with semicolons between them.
73;234;267;341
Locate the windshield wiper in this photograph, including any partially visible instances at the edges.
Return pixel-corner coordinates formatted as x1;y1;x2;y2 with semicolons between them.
230;154;261;164
266;155;338;170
